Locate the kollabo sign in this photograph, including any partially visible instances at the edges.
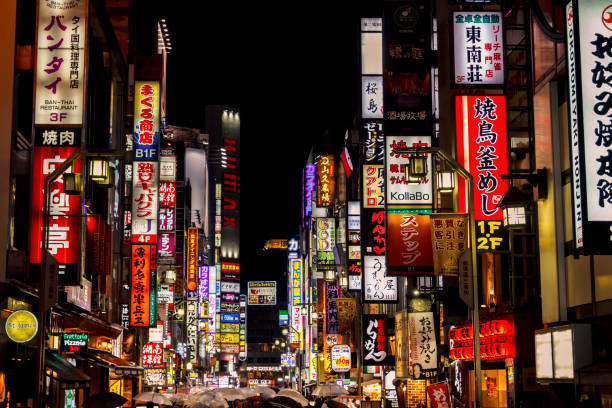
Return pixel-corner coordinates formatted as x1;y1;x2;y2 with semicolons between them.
60;332;88;352
386;136;433;206
5;311;38;343
565;0;612;253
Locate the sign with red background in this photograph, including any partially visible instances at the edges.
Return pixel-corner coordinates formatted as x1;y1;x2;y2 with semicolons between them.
130;244;156;327
387;213;433;274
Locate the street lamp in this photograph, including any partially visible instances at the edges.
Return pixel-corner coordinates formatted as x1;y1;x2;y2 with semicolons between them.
392;146;482;408
498;186;529;229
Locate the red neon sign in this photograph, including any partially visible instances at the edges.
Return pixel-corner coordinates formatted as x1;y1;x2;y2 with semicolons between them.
449;319;515;361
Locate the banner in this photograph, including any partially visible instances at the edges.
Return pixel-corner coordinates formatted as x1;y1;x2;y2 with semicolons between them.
363;165;385;208
316;155;335;207
387;213;433;273
430;214;468;276
187;228;198;292
337;298;357;332
130;244;156;327
131;161;159;244
325;280;339;334
395;310;410;378
426;383;451;408
362;314;395;366
408;311;437;378
133;81;160;161
363;256;397;302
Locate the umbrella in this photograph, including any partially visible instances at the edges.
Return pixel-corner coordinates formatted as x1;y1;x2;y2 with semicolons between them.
267;396;305;408
251;386;277;400
134;391;173;406
210;388;247;401
324;400;350;408
196;393;229;408
276;390;308;406
84;391;127;408
311;385;348;398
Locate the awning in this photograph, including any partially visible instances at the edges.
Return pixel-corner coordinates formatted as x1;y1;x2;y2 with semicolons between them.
57;303;123;339
79;350;143;376
46;352;90;389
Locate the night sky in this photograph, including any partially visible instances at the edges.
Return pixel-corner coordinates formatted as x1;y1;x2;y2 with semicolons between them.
158;2;376;281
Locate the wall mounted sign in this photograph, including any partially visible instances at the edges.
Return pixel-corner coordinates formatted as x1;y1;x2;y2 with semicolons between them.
5;310;38;343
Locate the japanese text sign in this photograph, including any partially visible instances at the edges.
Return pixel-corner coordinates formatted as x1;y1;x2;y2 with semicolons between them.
30;146;81;266
362;314;395;366
159;181;176;207
362;76;384;119
290;258;303;306
426;383;451;408
362;209;386;255
326;280;339;334
363;165;385;208
316;155;335;207
566;0;612;252
303;163;316;226
130;244;156;327
386;136;433;206
143;368;166;387
157;233;175;258
158;207;175;231
408;312;438;378
186;298;198;363
142;342;163;366
316;218;336;252
35;0;87;125
187;228;198;292
331;344;352;372
247;281;277;305
337;298;357;332
133;81;160;161
456;95;508;220
362;121;385;164
387;213;433;273
430;214;468;276
454;12;504;85
363;256;397;302
199;266;209;299
131;161;159;243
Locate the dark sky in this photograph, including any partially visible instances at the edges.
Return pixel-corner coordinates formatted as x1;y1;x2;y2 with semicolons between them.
156;2;376;279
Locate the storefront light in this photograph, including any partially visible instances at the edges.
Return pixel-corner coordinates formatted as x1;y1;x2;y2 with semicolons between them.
409;154;428;178
436;170;455;193
63;173;82;195
88;158;109;182
498;186;529;229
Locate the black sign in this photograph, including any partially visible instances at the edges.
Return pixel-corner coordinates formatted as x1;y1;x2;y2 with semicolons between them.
35;127;81;147
60;332;88;352
361;208;386;256
362;314;395;366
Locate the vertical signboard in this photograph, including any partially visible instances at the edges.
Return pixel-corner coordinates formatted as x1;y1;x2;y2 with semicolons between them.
363;256;397;302
29;133;81;282
362;314;395;366
387;213;433;274
386;136;433;206
186;298;198;364
408;311;438;378
130;244;156;327
316;155;335;207
133;81;160;161
456;95;509;250
363;165;385;208
131;162;159;243
383;2;432;134
187;228;198;292
453;12;505;85
303;163;316;227
566;0;612;252
325;280;339;334
430;214;468;276
35;0;87;125
316;218;336;252
361;18;383;119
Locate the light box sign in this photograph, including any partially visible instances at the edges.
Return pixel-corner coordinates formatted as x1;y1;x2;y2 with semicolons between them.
362;121;385;164
131;162;159;244
566;0;612;253
60;332;88;353
133;81;160;161
408;312;438;378
363;256;397;302
387;213;433;274
158;233;174;258
316;218;335;252
187;228;198;292
362;76;384;119
290;258;303;306
142;342;164;366
220;281;240;293
386;136;433;206
279;310;289;325
453;12;504;85
456;95;509;249
303;164;316;226
130;244;156;327
159;181;176;207
362;314;395;366
316;155;335;207
363;165;385;208
35;0;87;125
248;281;277;305
158;208;175;231
331;345;351;372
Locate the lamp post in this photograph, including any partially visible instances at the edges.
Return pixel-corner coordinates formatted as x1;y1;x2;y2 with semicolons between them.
392;146;482;408
35;149;125;408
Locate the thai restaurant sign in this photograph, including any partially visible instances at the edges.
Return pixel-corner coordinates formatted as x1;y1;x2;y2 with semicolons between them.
35;0;87;125
130;244;156;327
456;95;509;251
565;0;612;253
453;12;505;85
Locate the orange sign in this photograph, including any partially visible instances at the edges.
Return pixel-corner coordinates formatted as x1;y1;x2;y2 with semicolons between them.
130;244;156;327
387;213;433;274
337;298;357;332
316;154;335;207
187;228;198;292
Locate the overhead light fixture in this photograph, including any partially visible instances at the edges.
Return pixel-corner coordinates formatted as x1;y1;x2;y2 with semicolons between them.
409;154;428;178
63;173;82;195
88;158;109;183
436;170;455;193
497;186;529;229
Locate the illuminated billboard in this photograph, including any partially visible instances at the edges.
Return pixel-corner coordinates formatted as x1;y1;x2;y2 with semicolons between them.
248;281;277;305
130;244;157;327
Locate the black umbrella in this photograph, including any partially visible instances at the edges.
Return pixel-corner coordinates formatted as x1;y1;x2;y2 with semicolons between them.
84;391;127;408
266;396;305;408
324;400;349;408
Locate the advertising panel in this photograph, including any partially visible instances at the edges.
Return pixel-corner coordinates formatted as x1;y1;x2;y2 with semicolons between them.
386;136;433;206
454;12;504;85
325;280;340;334
387;213;433;273
362;314;395;366
408;312;438;378
142;343;164;366
316;155;335;207
331;345;351;372
363;256;397;302
279;310;289;326
337;298;357;332
430;214;468;276
247;281;277;305
362;121;385;164
316;218;335;252
363;165;385;208
143;369;166;387
565;0;612;252
219;333;239;344
159;181;176;207
427;383;451;408
362;76;384;119
290;306;303;345
29;143;81;277
290;258;303;306
35;0;87;125
133;81;160;161
60;332;88;353
131;162;159;243
362;209;386;256
158;233;174;258
303;163;316;227
158;208;175;231
186;298;198;364
130;244;156;327
220;282;240;293
187;228;198;292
